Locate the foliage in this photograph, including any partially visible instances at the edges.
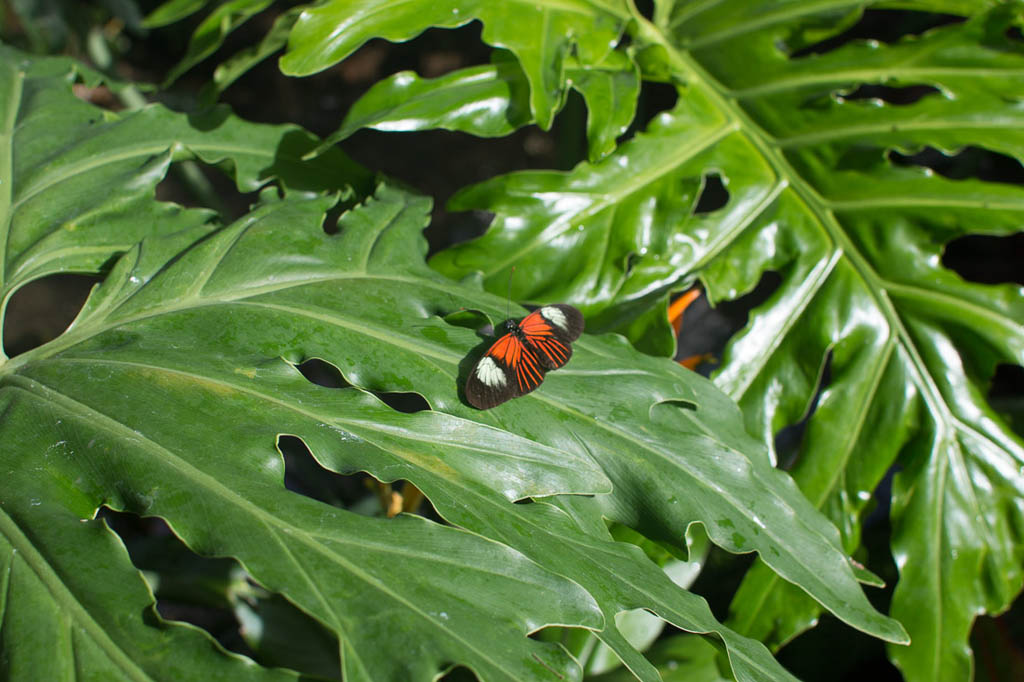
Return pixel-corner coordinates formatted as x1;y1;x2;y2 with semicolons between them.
1;1;1022;681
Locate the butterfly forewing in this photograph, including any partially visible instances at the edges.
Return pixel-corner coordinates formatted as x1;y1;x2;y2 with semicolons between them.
465;303;584;410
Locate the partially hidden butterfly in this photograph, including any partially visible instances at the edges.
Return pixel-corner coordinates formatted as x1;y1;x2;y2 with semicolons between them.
465;304;584;410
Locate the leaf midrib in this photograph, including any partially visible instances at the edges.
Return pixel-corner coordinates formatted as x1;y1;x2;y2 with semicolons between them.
479;120;737;276
654;22;959;432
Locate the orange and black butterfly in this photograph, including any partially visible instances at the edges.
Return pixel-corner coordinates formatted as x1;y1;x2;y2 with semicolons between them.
465;304;584;410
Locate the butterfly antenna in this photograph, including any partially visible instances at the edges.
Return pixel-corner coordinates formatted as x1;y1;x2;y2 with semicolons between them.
505;266;515;322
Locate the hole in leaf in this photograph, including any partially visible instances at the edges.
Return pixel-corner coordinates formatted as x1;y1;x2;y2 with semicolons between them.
625;252;642;276
675;272;782;377
439;665;479;681
790;10;964;58
374;391;431;413
100;506;343;679
694;173;729;214
990;364;1024;437
441;308;492;332
839;83;942;106
155;160;254;224
775;350;833;470
617;81;678;147
321;202;345;235
943;232;1024;285
633;0;654;22
296;358;351;389
4;273;99;357
890;146;1024;185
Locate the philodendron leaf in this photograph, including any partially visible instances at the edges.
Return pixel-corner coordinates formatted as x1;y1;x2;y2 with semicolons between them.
427;3;1024;681
4;165;903;680
281;0;633;130
0;43;370;324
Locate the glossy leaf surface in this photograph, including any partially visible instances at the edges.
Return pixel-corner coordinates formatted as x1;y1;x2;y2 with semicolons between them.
423;4;1024;681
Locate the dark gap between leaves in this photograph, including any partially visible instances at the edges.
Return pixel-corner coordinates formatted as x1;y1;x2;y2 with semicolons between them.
776;350;833;471
943;232;1024;286
790;10;964;58
674;272;782;377
279;434;368;508
777;467;902;682
3;273;99;357
279;435;443;522
777;611;903;682
890;146;1024;185
687;545;758;623
694;172;729;214
839;83;941;106
101;505;344;679
970;589;1024;682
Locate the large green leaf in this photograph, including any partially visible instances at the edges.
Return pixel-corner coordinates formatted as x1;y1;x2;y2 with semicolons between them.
0;43;370;334
0;47;907;676
420;3;1024;681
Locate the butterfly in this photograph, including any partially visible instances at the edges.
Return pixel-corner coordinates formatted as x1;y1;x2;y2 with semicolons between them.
465;304;584;410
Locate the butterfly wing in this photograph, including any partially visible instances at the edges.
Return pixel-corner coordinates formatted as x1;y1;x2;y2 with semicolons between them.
518;304;585;370
465;333;546;410
465;304;584;410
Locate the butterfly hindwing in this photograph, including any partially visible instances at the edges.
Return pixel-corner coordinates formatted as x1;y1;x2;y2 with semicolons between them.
465;304;584;410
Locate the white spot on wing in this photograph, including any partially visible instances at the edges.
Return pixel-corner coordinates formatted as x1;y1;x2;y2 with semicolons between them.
540;306;568;330
476;356;506;387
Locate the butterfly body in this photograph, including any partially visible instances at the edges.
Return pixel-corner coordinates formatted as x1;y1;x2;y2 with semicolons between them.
465;304;584;410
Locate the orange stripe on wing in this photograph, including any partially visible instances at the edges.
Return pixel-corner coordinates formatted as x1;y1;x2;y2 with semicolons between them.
529;336;568;366
515;345;544;392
